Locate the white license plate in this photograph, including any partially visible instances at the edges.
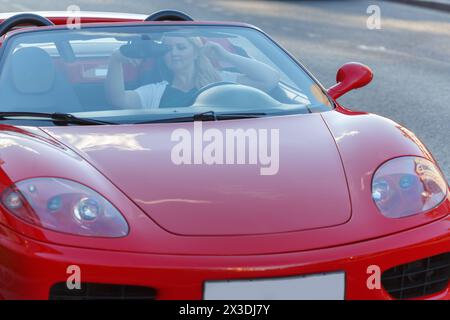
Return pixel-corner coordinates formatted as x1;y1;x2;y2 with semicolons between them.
204;272;345;300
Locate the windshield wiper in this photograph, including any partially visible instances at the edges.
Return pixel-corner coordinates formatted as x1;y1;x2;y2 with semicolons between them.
137;111;266;124
0;112;115;125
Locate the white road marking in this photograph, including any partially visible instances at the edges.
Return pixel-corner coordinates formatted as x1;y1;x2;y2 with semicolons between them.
357;45;387;52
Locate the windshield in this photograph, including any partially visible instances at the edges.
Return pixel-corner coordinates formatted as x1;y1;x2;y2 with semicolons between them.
0;25;332;125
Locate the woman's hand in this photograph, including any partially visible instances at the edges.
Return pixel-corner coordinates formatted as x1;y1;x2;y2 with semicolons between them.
202;42;230;61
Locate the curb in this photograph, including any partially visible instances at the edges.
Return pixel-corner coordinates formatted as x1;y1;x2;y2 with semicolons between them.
385;0;450;13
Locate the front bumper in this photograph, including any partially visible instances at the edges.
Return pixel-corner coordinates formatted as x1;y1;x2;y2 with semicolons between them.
1;214;449;300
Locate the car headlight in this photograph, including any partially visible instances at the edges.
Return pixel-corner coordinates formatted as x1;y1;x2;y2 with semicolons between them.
372;156;447;218
1;178;129;237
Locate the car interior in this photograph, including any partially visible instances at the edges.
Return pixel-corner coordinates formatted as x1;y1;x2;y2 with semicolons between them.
0;13;327;118
0;39;311;114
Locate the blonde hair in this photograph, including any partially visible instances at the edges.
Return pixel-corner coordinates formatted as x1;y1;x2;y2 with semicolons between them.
162;35;222;89
186;37;222;89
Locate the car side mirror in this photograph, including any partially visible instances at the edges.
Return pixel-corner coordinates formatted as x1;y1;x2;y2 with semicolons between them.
327;62;373;100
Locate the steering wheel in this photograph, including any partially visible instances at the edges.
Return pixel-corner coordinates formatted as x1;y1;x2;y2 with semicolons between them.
0;13;54;37
193;81;238;98
191;82;282;110
188;81;238;106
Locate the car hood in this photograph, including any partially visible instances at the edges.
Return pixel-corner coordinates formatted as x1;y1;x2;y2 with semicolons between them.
42;114;351;236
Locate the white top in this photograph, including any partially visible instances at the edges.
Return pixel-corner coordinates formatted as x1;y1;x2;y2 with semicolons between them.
135;71;239;109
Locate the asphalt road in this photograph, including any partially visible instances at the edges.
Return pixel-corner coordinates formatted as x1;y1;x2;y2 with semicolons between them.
1;0;449;181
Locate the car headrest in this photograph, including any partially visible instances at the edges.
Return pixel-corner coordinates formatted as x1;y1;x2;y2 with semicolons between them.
10;47;55;94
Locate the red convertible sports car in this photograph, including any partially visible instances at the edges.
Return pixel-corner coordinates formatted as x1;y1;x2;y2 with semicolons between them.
0;10;448;300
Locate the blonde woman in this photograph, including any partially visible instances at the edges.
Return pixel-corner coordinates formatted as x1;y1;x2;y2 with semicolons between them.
106;35;280;109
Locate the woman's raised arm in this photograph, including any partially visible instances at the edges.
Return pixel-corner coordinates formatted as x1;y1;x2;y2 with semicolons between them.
105;50;142;109
203;42;280;91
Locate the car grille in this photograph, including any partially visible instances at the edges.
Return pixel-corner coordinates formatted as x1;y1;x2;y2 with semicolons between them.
381;252;450;299
49;282;157;300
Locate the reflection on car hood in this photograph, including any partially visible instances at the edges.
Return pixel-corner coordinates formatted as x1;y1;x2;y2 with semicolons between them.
43;114;351;236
